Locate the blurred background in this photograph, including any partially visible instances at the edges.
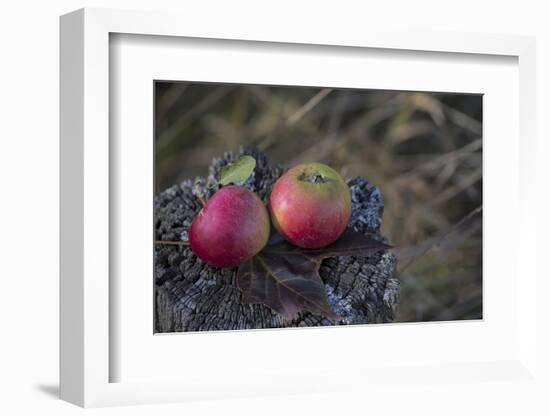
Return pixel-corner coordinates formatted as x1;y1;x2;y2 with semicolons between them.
155;82;482;323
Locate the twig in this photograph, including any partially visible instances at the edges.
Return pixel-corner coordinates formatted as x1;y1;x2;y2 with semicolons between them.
155;240;190;246
429;168;482;206
397;138;482;181
157;83;188;126
397;205;482;276
197;195;207;207
443;103;483;136
286;88;332;125
157;86;233;152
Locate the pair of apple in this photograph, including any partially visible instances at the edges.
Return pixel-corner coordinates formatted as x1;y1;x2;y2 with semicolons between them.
189;162;352;267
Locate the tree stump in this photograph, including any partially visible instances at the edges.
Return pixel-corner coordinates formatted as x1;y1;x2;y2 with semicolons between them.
155;149;399;332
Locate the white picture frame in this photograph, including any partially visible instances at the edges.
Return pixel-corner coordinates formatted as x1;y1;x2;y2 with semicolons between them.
60;7;538;407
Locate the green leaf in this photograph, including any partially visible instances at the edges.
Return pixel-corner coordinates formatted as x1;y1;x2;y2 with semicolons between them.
236;228;391;320
219;155;256;186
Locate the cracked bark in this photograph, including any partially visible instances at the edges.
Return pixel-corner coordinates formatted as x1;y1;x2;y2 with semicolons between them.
155;149;399;332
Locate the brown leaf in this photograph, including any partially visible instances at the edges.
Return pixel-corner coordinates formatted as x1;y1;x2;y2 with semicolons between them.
236;228;391;320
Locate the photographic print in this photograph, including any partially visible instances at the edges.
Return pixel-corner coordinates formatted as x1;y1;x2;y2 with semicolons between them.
154;82;482;333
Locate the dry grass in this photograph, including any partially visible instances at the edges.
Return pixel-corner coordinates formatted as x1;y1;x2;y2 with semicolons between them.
155;82;483;322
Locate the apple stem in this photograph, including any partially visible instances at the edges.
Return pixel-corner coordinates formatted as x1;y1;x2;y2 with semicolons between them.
299;172;327;184
155;240;190;246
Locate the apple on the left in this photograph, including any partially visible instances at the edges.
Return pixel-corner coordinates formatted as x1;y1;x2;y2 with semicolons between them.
189;186;270;267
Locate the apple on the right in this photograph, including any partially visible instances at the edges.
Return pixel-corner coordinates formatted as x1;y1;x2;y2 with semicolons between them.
269;162;352;249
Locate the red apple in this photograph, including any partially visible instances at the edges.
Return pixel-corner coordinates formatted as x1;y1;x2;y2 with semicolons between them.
189;186;270;267
269;163;351;249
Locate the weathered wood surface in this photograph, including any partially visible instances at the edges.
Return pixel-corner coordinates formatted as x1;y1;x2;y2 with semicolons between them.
155;149;399;332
